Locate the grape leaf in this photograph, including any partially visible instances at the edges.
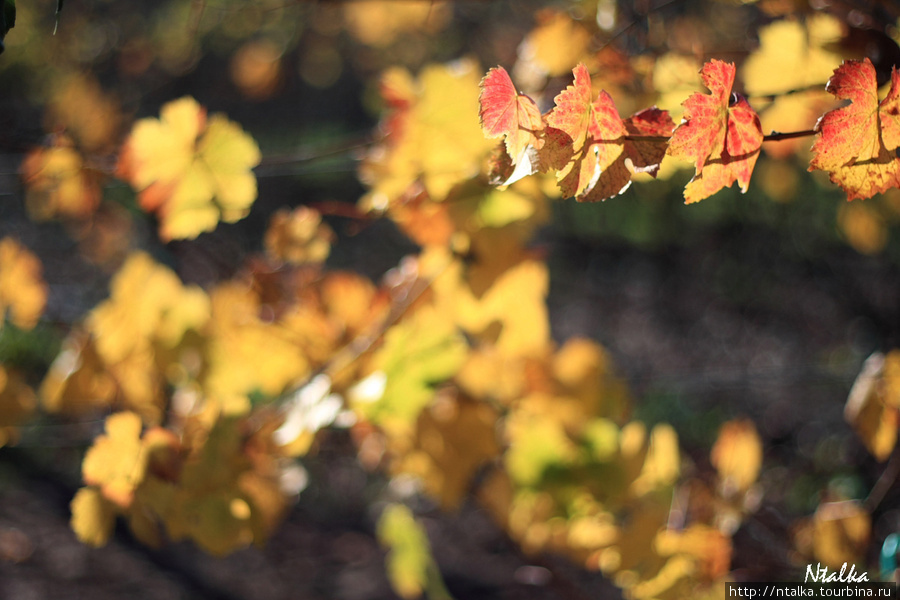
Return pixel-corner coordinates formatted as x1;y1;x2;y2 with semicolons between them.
20;141;102;221
118;97;261;240
70;487;115;548
545;63;627;199
809;59;900;201
667;60;763;203
479;66;544;165
82;411;148;508
710;419;762;494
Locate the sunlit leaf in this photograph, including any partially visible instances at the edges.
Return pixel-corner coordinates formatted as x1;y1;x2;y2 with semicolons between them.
70;487;116;548
263;206;334;265
479;66;544;165
377;504;453;600
710;419;763;495
20;139;102;221
809;59;900;200
118;97;261;240
667;60;763;203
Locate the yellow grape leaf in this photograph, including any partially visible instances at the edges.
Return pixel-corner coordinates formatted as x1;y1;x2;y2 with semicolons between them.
552;338;630;422
204;281;310;402
0;366;36;447
82;411;148;508
845;352;899;461
354;304;467;433
119;97;261;240
456;347;526;405
710;419;763;494
0;238;47;331
360;59;496;207
652;53;703;120
70;487;116;548
454;260;550;358
811;501;870;569
377;504;452;600
263;206;334;265
883;350;900;409
89;252;210;364
393;396;500;510
743;15;844;96
343;1;450;47
516;10;592;79
20;139;102;221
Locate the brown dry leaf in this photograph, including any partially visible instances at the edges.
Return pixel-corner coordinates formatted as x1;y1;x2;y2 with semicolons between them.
710;419;763;495
264;206;334;265
0;238;47;331
0;366;37;447
20;138;102;221
343;1;450;47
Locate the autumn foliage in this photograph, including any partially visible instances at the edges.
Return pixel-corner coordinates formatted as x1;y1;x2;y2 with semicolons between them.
3;1;900;599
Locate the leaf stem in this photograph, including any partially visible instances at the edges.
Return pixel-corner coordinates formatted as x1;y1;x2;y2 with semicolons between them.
620;128;817;143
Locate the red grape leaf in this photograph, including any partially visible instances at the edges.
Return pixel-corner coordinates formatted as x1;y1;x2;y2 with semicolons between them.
479;66;544;165
579;107;674;203
809;58;900;201
545;63;627;199
667;60;763;204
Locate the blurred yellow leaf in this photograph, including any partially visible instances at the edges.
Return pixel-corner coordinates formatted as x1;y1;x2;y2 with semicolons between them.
20;139;102;221
360;59;496;207
631;423;680;497
119;97;261;241
82;411;148;508
343;1;450;47
393;396;500;509
377;503;452;600
70;487;116;548
230;39;283;100
0;237;47;331
505;411;577;487
838;202;888;255
845;352;899;461
516;11;591;78
744;15;844;96
263;206;334;265
710;419;763;495
204;281;310;403
354;304;467;433
812;501;870;569
655;524;732;581
40;331;118;415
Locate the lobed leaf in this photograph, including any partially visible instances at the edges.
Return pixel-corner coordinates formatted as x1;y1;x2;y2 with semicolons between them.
478;66;544;165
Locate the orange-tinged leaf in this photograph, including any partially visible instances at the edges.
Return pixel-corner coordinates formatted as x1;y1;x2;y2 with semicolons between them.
119;97;261;240
479;66;544;165
845;352;899;461
546;63;627;199
809;59;900;200
667;60;763;203
0;238;47;331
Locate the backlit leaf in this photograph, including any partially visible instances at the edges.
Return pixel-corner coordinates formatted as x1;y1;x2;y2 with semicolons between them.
119;97;261;240
710;419;763;494
479;66;544;165
667;60;763;203
809;59;900;200
263;206;334;265
377;504;452;600
20;139;102;221
82;411;147;508
70;487;116;548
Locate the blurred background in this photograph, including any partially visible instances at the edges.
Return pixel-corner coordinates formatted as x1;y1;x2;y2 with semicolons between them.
2;0;900;598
